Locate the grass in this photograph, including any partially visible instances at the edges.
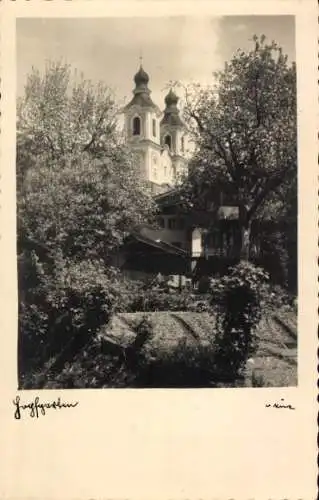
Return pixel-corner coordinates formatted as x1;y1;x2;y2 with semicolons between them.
244;312;297;387
247;357;297;387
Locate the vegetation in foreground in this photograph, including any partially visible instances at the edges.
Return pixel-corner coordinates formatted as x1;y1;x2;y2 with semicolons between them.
20;266;297;389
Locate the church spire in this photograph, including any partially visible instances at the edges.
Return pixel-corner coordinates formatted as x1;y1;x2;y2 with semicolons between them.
161;88;184;127
124;63;160;111
133;65;150;94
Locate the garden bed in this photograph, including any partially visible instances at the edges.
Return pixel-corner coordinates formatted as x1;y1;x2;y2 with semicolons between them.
102;308;297;387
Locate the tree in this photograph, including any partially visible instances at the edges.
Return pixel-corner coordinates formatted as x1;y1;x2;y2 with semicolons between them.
181;36;297;260
18;60;156;262
17;61;156;384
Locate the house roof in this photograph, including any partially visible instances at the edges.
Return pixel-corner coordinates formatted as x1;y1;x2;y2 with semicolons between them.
160;112;184;127
127;230;188;257
154;187;182;206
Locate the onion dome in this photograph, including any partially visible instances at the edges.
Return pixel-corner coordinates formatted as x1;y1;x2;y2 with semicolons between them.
134;65;149;87
160;88;184;127
164;88;179;107
124;64;160;112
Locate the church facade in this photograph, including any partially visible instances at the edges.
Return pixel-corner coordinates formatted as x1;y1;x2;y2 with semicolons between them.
122;65;189;193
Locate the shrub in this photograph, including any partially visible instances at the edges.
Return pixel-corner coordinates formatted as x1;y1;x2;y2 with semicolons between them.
18;251;119;388
128;288;193;312
211;261;269;382
25;339;132;389
253;229;290;288
127;282;212;313
259;282;294;315
132;338;217;388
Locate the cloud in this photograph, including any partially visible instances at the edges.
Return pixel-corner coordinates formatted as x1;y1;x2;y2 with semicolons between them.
232;23;247;32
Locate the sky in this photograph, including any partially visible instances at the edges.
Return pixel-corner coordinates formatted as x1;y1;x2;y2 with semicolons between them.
16;16;295;108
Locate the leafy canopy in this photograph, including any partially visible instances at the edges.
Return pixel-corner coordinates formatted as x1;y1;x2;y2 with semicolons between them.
181;35;297;224
17;61;156;262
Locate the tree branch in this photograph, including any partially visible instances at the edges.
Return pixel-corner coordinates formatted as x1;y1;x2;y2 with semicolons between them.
82;106;108;152
253;70;262;127
247;162;294;220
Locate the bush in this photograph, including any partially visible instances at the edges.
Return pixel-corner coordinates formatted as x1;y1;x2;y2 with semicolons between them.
128;288;193;312
259;282;295;315
210;261;269;382
23;339;132;389
121;315;217;388
18;251;120;387
253;229;289;288
127;284;212;313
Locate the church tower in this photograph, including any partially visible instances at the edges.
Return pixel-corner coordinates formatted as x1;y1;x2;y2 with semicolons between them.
123;65;188;191
123;65;163;185
160;88;188;182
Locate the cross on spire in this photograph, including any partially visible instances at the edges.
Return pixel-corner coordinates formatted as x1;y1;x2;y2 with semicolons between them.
139;50;143;67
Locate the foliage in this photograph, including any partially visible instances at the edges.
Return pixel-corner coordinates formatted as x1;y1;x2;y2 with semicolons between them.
18;60;156;260
132;339;217;388
128;288;192;312
18;61;118;166
20;159;152;262
127;285;212;313
22;338;133;389
18;253;121;385
180;35;297;259
210;261;269;381
252;228;289;286
17;61;156;384
21;302;297;389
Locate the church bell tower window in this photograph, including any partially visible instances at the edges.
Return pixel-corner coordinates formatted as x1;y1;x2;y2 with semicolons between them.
132;116;141;136
164;134;172;150
152;118;156;137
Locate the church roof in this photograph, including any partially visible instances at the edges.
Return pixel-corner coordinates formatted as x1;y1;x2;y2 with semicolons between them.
160;88;184;127
124;64;160;112
134;66;149;86
124;92;159;111
161;112;184;127
165;88;179;106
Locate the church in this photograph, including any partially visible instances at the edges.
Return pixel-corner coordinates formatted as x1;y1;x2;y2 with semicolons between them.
122;64;189;194
111;64;294;290
112;64;240;286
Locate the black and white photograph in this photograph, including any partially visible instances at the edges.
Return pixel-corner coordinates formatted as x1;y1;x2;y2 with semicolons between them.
17;15;298;390
1;1;318;498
